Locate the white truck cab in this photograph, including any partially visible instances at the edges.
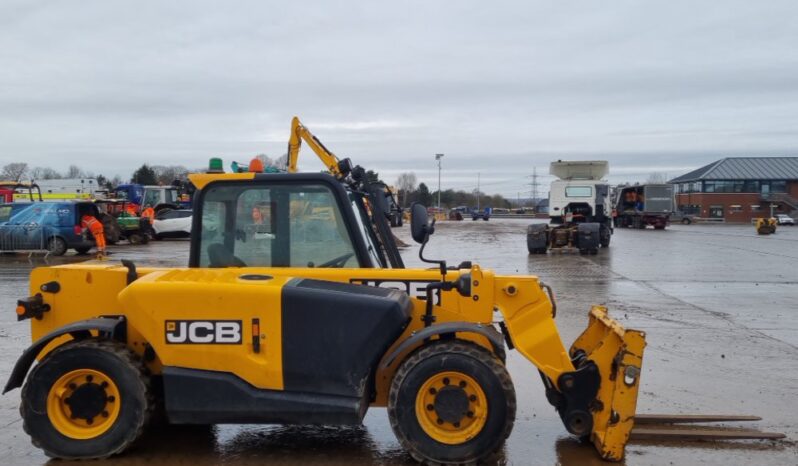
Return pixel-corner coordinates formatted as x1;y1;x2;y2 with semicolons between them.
548;161;611;225
527;161;613;254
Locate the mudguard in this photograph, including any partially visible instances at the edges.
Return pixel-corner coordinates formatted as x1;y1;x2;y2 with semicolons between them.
3;317;125;394
379;321;505;369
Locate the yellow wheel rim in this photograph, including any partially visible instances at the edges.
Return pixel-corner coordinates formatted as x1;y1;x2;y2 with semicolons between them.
46;369;121;439
415;371;488;445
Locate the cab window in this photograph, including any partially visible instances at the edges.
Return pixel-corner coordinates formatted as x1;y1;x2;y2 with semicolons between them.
198;183;359;268
143;190;161;207
565;186;593;197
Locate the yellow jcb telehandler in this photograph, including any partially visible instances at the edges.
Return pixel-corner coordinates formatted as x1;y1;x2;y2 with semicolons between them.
4;118;782;464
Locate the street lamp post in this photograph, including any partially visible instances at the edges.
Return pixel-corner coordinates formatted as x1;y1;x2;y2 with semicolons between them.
435;153;444;210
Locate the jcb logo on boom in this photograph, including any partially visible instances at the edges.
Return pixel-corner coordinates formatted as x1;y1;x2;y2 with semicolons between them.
165;320;242;344
349;279;440;305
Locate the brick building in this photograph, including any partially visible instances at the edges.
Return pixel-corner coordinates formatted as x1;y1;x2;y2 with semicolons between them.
669;157;798;222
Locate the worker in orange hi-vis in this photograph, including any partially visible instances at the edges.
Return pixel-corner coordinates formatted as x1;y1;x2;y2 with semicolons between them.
125;203;138;216
81;214;106;257
141;204;155;225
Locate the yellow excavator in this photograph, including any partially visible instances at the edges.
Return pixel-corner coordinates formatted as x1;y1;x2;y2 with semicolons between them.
4;117;782;464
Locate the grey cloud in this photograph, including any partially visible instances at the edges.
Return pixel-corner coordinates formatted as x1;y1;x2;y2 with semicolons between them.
1;0;797;188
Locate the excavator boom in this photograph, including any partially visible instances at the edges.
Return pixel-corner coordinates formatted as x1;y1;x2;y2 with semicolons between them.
287;116;350;178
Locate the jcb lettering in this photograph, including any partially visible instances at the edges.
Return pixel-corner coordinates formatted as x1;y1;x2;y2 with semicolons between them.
350;279;440;304
165;320;242;344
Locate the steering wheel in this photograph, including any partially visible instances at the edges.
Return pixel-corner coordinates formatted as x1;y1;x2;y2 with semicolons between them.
318;252;355;268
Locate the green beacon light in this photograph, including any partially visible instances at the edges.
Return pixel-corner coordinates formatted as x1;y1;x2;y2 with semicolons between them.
208;158;224;174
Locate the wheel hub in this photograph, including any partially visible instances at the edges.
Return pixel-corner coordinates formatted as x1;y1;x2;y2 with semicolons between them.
46;369;121;439
66;381;108;423
415;371;488;445
433;385;469;424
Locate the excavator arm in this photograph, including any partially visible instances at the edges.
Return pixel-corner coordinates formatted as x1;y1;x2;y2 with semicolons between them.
287;116;352;178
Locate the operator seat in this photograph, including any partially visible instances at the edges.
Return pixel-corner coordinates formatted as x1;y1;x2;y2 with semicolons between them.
207;243;247;268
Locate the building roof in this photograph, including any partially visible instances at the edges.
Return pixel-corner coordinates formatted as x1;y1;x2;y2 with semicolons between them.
669;157;798;183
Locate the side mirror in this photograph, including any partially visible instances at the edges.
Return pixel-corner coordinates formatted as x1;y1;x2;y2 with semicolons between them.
411;203;433;243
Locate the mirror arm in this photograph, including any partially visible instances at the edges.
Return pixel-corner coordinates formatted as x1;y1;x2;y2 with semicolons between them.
418;239;447;279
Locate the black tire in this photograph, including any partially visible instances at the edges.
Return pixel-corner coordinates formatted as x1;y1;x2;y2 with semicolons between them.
74;247;91;255
128;234;142;245
599;226;611;248
682;218;691;225
47;237;68;256
388;340;515;465
20;339;152;459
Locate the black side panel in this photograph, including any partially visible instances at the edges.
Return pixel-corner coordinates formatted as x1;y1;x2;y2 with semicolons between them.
281;278;412;400
162;367;364;425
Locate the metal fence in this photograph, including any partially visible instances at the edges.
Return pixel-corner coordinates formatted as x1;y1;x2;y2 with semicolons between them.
0;224;49;255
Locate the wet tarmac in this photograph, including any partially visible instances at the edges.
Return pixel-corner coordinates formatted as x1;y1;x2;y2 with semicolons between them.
1;220;796;465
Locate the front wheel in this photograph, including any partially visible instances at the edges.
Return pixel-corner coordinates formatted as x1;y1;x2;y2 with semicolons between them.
20;340;152;459
388;341;515;465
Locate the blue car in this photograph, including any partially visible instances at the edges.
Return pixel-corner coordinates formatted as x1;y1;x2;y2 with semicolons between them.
0;202;98;255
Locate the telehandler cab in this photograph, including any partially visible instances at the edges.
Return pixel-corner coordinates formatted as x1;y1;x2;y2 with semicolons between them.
4;118;779;464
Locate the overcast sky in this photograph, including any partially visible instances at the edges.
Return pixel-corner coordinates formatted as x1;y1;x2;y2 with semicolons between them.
1;1;797;196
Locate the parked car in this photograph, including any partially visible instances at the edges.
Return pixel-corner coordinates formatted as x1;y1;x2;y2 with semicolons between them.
152;209;192;239
0;202;98;255
776;214;795;226
669;211;696;225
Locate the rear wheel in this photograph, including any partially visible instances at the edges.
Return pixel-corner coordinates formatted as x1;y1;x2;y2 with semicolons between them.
20;339;152;459
47;237;68;256
388;341;515;465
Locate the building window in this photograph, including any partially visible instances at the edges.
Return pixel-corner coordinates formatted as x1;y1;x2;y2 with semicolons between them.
751;205;761;212
771;180;787;193
709;205;724;218
729;205;742;213
704;180;746;193
742;180;760;192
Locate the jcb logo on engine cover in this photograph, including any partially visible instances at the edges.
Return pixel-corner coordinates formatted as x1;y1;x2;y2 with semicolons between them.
165;320;242;344
349;279;440;305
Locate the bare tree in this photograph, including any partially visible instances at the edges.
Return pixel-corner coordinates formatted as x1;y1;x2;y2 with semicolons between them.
65;165;93;179
396;172;417;207
1;163;29;182
152;165;189;185
30;167;63;180
646;172;668;184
